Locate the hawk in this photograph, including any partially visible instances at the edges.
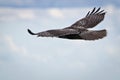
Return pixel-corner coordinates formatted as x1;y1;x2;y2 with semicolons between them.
28;7;107;40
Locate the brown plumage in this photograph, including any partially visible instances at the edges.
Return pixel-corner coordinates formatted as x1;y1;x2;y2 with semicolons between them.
28;7;107;40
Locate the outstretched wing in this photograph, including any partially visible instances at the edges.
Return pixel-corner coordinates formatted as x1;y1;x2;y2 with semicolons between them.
70;7;106;28
80;29;107;40
28;29;79;37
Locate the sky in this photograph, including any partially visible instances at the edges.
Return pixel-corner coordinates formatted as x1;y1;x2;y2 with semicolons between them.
0;0;120;80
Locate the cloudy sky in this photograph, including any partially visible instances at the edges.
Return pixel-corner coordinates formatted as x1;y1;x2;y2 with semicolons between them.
0;0;120;80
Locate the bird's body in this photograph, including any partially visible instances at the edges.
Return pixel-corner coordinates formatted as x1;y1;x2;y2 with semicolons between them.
28;7;107;40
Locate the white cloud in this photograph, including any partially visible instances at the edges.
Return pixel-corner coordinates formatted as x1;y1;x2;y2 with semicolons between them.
4;35;27;56
17;9;36;20
4;35;18;52
48;8;64;19
105;4;116;14
0;8;36;21
1;35;53;63
1;6;119;22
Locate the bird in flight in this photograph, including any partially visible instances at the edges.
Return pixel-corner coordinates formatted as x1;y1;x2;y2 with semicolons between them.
28;7;107;40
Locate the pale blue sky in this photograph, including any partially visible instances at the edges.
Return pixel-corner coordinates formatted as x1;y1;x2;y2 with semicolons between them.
0;0;120;80
0;0;120;7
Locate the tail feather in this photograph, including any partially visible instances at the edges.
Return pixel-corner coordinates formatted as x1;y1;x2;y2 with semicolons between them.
27;29;36;35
